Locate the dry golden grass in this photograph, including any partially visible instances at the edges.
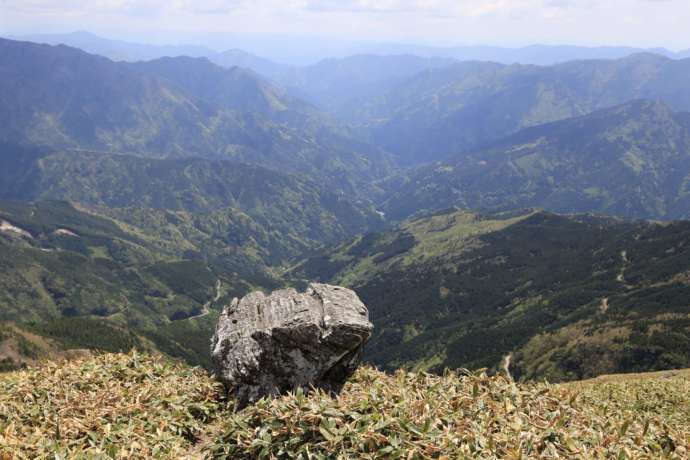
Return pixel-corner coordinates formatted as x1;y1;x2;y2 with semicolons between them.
1;352;689;459
0;352;222;459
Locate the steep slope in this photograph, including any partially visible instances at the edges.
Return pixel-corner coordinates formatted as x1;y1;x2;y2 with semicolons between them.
131;56;393;192
0;200;301;367
384;101;690;221
0;38;394;195
0;145;382;250
0;38;240;158
356;53;690;164
209;48;289;80
132;56;320;125
0;323;94;372
291;208;690;381
274;54;457;117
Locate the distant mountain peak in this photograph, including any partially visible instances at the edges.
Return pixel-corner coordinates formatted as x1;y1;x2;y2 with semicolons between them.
619;52;673;63
13;30;215;62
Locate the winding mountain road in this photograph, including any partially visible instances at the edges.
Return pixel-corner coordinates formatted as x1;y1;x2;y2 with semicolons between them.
616;250;629;283
187;279;222;321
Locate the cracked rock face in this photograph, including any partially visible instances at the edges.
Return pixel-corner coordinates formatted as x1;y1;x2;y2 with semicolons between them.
211;283;374;407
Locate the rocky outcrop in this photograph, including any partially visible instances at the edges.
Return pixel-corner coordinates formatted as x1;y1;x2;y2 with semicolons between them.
211;283;373;407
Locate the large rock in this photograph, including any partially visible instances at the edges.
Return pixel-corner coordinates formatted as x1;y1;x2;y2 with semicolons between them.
211;283;373;407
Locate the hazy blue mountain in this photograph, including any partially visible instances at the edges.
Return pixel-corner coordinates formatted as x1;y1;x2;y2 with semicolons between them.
199;36;687;66
393;44;683;65
240;40;684;67
0;38;394;196
382;100;690;221
208;49;289;80
0;38;275;158
14;30;215;62
130;55;396;194
130;56;327;130
274;54;458;116
12;31;687;69
12;31;292;79
355;53;690;164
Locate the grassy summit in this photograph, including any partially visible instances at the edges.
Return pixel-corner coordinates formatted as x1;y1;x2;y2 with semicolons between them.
1;353;688;459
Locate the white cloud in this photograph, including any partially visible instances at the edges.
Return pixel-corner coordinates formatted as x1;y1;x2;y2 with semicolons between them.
1;0;689;50
300;0;574;17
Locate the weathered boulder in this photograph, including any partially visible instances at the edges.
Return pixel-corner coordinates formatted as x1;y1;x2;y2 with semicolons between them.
211;283;373;407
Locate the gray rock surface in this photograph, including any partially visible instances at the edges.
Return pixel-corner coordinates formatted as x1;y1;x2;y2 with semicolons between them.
211;283;373;407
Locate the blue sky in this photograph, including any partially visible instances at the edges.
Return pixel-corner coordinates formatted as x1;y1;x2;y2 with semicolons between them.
1;0;688;50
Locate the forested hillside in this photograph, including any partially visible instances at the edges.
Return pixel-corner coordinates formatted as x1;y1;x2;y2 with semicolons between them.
350;54;690;164
5;2;690;456
0;200;289;369
292;208;690;381
0;145;383;247
383;100;690;221
2;36;690;386
0;38;393;196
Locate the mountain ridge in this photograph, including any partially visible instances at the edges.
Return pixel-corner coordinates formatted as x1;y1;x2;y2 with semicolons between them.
15;31;690;66
382;100;690;221
0;145;384;247
291;207;690;381
0;38;395;197
353;53;690;164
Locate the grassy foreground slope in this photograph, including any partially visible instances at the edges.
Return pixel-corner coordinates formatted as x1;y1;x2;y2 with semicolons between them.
1;352;688;459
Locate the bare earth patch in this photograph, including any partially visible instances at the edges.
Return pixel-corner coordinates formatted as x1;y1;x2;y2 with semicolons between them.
0;220;32;239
